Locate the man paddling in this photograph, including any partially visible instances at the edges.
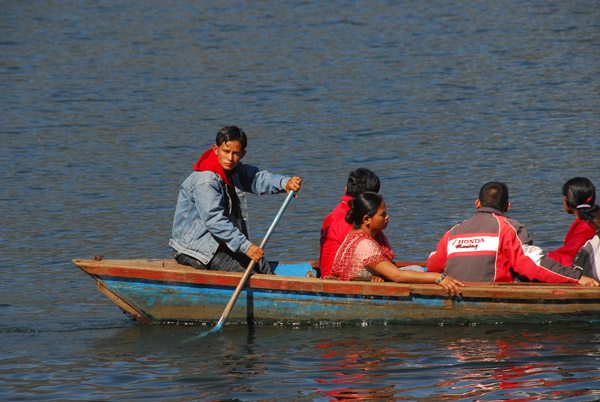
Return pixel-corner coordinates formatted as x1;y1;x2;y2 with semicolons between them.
170;126;302;274
427;181;599;286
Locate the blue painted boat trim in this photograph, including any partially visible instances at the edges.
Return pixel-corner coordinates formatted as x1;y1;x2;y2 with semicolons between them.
95;275;600;325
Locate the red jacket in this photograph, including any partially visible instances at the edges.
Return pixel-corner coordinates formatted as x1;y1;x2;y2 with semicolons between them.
320;196;353;277
546;218;597;266
427;208;581;283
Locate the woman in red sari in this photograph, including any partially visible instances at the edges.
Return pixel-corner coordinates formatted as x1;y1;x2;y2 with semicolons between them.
331;192;463;296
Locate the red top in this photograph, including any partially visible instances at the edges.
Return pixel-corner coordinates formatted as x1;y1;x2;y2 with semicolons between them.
546;219;597;266
319;195;389;277
319;195;353;277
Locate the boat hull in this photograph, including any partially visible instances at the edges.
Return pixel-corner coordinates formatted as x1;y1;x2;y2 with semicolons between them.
74;258;600;326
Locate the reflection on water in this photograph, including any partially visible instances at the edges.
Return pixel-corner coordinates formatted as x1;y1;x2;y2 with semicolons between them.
3;316;600;400
305;326;600;401
90;325;600;401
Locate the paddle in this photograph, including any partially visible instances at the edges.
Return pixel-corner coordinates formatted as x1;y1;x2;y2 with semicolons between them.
197;190;296;337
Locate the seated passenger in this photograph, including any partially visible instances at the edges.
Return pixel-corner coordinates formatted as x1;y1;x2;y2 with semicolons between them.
427;181;599;287
331;192;463;296
547;177;600;266
170;126;302;274
320;168;383;278
573;208;600;282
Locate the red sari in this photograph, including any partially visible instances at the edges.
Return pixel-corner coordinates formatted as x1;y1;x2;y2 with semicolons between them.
331;231;394;281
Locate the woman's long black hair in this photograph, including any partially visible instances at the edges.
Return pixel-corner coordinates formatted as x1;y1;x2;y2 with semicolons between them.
345;192;383;229
562;177;599;225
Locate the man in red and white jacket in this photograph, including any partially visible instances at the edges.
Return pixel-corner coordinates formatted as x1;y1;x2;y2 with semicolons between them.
427;182;599;286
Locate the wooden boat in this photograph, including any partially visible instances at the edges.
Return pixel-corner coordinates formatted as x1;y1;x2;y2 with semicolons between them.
72;258;600;326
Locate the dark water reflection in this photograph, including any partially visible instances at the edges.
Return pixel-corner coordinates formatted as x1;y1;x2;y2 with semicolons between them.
2;0;600;400
4;324;600;401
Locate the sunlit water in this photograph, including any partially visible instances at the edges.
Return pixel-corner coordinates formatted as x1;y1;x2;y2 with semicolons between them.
2;0;600;400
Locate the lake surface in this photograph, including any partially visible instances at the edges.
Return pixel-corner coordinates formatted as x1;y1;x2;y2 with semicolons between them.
2;0;600;400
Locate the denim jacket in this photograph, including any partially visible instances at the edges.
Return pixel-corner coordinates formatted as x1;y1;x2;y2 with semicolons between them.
169;162;291;265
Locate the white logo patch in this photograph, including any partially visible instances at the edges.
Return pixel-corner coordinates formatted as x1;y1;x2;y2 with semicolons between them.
448;236;499;255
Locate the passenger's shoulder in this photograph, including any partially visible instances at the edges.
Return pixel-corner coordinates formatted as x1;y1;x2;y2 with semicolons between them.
501;215;524;228
236;162;260;174
183;170;221;187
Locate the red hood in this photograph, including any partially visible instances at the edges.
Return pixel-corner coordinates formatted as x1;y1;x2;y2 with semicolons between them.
193;148;233;186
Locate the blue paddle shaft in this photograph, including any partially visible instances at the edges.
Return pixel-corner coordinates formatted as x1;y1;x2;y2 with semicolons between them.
213;190;295;330
258;190;295;249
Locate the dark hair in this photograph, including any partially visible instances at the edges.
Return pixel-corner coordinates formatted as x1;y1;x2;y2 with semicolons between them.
346;168;380;198
562;177;599;225
345;191;383;229
216;126;247;150
478;182;509;211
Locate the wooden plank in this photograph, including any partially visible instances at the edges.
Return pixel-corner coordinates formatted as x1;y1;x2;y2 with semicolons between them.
322;280;411;297
97;280;152;324
89;264;188;283
73;259;600;301
249;275;325;292
185;269;255;287
457;284;600;300
405;282;600;300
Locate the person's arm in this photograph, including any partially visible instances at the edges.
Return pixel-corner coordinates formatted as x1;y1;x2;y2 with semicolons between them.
578;276;600;287
370;260;463;296
237;163;294;195
503;220;583;284
245;244;264;262
286;176;302;195
426;230;451;273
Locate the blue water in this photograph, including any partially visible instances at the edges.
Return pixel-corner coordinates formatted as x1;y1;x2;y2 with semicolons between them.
2;0;600;400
